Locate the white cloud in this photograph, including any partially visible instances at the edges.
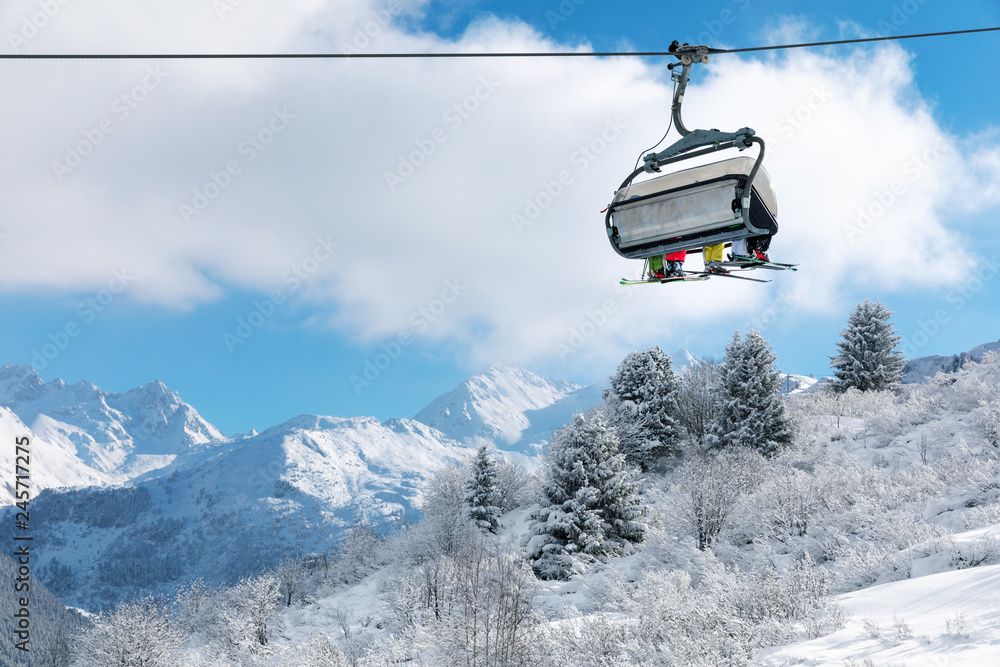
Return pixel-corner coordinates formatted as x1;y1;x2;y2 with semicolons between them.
0;2;997;374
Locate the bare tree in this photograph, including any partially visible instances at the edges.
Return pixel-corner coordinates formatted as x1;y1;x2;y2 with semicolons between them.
423;462;474;557
977;399;1000;448
332;606;354;639
335;523;384;585
675;359;722;451
682;450;764;550
175;577;212;633
494;458;528;513
217;573;280;655
277;556;308;606
280;634;348;666
35;623;73;667
445;529;539;667
73;596;182;667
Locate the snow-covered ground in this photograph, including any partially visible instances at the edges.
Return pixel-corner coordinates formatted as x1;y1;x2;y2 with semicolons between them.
760;554;1000;665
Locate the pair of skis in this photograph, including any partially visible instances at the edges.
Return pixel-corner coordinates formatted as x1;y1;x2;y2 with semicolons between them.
620;257;797;286
718;257;798;271
620;270;768;285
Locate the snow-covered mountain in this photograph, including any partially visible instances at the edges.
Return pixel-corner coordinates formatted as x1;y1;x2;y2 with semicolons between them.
0;406;111;502
903;339;1000;384
0;365;224;503
778;373;819;394
414;363;584;453
16;413;473;610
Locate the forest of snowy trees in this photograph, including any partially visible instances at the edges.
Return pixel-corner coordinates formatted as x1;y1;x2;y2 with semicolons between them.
13;301;1000;665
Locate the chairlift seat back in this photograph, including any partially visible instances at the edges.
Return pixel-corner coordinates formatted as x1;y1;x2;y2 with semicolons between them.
608;155;777;258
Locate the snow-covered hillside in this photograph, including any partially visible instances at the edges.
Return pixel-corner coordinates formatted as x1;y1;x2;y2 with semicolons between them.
760;553;1000;665
12;413;473;610
0;365;224;503
414;363;582;452
13;344;1000;664
214;350;1000;666
903;339;1000;384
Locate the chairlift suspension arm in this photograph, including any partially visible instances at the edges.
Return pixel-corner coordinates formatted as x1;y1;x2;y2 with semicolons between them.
643;45;758;175
670;53;695;137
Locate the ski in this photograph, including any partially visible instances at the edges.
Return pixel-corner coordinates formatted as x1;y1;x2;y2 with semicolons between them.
620;273;710;285
620;269;771;285
694;271;771;283
719;257;798;271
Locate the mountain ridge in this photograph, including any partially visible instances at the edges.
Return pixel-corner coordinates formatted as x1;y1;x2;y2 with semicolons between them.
0;364;225;503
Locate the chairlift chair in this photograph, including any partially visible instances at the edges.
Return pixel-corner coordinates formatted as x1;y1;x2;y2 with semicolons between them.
606;43;777;260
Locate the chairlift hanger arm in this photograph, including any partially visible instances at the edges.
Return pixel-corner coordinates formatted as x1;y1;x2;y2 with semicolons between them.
642;42;757;174
665;43;711;138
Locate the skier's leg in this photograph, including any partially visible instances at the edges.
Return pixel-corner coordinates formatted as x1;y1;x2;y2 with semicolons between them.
648;254;666;278
731;238;748;260
664;251;686;276
703;243;728;273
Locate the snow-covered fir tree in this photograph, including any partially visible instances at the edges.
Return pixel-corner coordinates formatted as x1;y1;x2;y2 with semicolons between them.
464;444;503;534
527;411;646;579
830;299;906;392
710;330;793;456
602;346;681;470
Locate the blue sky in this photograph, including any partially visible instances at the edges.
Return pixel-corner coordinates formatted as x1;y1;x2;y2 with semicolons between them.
0;1;998;435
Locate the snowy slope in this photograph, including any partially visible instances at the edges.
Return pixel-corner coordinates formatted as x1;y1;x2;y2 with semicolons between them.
0;365;224;504
414;364;582;451
759;548;1000;665
12;413;473;610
